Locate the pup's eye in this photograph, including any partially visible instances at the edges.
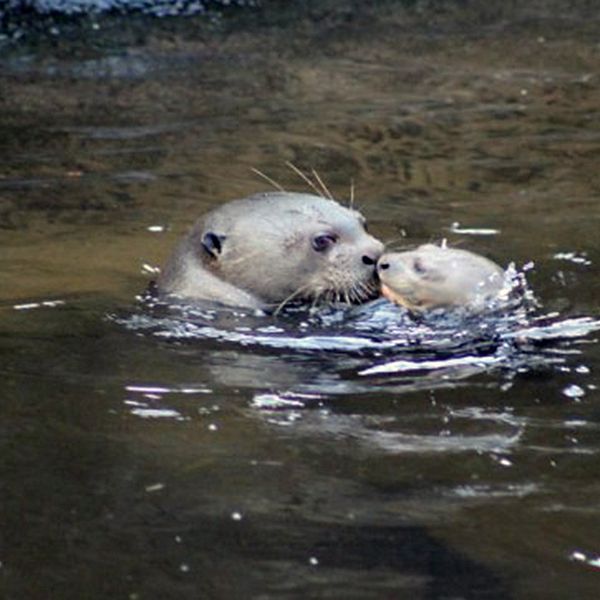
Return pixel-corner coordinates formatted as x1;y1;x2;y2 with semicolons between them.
312;234;337;252
413;258;426;274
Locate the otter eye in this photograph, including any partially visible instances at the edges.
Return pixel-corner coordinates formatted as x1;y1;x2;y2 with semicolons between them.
312;234;337;252
413;258;426;275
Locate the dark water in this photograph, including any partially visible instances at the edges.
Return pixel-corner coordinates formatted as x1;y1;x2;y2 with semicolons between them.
2;2;600;599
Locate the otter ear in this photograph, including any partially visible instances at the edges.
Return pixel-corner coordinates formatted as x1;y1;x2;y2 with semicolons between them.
201;232;226;259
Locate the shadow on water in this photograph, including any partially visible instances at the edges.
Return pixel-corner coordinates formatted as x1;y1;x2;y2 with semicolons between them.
2;1;600;599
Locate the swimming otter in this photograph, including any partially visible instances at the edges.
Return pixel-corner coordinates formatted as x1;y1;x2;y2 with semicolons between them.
377;244;506;313
157;192;384;311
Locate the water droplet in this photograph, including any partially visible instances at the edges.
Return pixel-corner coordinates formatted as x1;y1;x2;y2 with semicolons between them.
562;384;585;400
145;483;165;493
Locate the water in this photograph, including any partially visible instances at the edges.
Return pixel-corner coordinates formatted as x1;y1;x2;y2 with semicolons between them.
1;2;600;598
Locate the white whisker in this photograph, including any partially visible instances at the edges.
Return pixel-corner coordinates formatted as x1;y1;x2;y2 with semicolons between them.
312;169;334;201
273;284;311;316
250;167;285;191
286;161;325;198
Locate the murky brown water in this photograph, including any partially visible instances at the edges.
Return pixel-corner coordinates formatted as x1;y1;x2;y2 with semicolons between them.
1;3;600;599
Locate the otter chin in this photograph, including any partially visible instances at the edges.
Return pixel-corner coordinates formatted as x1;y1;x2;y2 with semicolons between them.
377;244;506;313
157;192;384;311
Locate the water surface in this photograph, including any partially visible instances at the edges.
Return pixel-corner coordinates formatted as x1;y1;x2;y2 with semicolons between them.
1;3;600;599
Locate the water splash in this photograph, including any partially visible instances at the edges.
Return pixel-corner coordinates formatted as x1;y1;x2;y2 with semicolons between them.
113;265;600;387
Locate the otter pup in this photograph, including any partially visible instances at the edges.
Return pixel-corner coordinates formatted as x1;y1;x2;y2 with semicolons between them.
157;192;384;311
377;244;506;313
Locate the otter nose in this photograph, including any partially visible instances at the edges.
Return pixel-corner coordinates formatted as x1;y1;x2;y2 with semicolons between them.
361;238;384;267
377;261;390;271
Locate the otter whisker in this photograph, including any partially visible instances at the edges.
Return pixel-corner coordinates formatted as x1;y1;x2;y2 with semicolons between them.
310;294;321;311
354;284;366;302
355;284;368;303
349;179;355;209
352;281;365;301
273;284;312;316
250;167;285;192
356;285;365;302
285;161;325;199
346;286;354;303
358;279;379;301
332;285;342;303
311;169;334;201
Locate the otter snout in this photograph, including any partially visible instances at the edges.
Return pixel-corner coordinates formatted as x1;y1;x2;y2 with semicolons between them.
376;253;398;278
361;238;384;269
377;253;410;278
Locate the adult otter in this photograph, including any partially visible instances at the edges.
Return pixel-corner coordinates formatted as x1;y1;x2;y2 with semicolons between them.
377;244;506;313
157;192;384;311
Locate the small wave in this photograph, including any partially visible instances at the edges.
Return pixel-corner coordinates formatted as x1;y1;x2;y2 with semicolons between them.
112;271;600;384
359;353;504;376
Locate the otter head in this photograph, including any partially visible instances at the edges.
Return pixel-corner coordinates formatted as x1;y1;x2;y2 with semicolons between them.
377;244;505;313
159;192;384;309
